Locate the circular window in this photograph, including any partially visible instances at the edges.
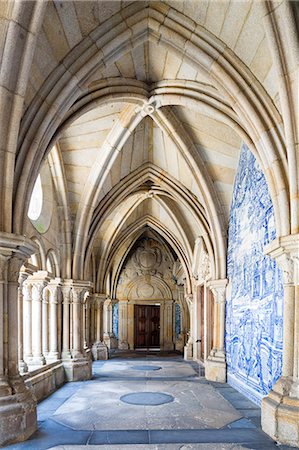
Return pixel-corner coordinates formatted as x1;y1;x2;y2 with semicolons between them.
28;174;43;220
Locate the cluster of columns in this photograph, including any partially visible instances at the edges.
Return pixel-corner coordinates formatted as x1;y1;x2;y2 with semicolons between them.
261;235;299;447
18;270;62;372
185;278;227;384
0;234;38;446
18;270;98;384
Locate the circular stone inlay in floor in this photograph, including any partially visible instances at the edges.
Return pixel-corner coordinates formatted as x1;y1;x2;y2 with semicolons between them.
120;392;174;406
132;365;162;371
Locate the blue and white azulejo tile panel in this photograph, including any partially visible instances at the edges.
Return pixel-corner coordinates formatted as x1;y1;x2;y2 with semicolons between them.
225;144;284;405
112;303;119;338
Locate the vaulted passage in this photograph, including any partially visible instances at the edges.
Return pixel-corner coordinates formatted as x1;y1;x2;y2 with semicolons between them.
0;1;298;448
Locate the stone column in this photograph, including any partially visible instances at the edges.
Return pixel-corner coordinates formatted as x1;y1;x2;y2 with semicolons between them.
62;281;92;382
61;283;71;359
30;280;47;366
103;297;117;348
205;279;228;383
118;300;129;349
71;286;83;359
184;294;193;360
192;280;201;360
90;297;95;344
0;234;37;446
163;300;174;351
18;272;28;373
85;302;90;349
42;288;49;360
23;281;33;366
261;235;299;448
47;280;61;361
96;297;104;341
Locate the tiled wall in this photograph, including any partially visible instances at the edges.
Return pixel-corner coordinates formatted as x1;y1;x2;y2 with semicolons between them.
225;144;284;405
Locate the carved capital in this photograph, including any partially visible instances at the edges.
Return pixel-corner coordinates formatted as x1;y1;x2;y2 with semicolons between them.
22;282;32;301
265;234;299;285
208;279;228;303
31;282;45;302
8;255;25;282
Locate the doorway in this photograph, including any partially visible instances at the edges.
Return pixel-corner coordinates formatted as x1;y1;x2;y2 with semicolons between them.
134;305;160;349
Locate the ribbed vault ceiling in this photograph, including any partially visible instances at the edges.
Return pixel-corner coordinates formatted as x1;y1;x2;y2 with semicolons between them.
19;0;288;287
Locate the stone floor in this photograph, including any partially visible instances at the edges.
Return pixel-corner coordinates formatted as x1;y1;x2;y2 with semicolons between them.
5;351;297;450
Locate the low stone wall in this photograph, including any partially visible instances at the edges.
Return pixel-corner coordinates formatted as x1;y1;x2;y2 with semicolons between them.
23;362;65;402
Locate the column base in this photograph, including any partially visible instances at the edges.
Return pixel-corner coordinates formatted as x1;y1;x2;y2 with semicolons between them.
261;378;299;448
92;341;108;360
18;360;28;374
205;355;226;383
118;340;129;350
184;340;193;360
103;333;118;349
62;358;92;382
0;385;37;446
46;353;60;363
162;342;175;351
28;355;46;367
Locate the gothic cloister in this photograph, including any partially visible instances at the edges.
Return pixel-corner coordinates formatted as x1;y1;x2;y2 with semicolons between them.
0;1;298;448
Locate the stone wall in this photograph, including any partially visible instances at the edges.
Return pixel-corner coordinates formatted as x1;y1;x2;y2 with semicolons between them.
225;144;284;405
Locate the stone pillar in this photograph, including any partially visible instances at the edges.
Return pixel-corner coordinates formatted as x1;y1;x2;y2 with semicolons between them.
90;297;95;344
47;280;61;361
103;297;117;349
96;298;104;341
42;288;49;360
192;281;201;360
71;286;83;359
261;235;299;448
163;300;174;351
205;279;228;383
18;272;28;373
22;281;33;366
0;234;37;446
61;283;71;359
118;300;129;349
30;277;48;367
62;281;92;382
85;301;90;349
184;294;193;360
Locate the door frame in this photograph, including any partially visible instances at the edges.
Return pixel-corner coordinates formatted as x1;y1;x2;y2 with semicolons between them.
134;304;160;349
129;299;175;350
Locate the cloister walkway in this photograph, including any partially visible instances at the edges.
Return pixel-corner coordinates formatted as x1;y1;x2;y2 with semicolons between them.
5;352;295;450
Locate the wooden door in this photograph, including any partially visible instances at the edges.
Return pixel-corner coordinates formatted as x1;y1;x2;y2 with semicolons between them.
134;305;160;348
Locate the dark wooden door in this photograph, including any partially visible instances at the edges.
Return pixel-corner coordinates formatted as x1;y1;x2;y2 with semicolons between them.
135;305;160;348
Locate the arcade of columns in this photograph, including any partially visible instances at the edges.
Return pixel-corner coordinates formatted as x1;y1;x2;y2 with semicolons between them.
0;234;299;447
0;0;298;448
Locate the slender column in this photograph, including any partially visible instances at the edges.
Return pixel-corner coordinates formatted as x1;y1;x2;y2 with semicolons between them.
96;300;103;341
184;294;193;360
163;300;174;351
90;297;95;344
205;279;228;383
23;281;33;365
47;282;60;361
42;288;49;359
118;300;129;349
61;284;71;358
18;272;28;373
85;302;90;348
0;235;38;446
31;282;46;366
71;287;82;359
203;283;209;361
